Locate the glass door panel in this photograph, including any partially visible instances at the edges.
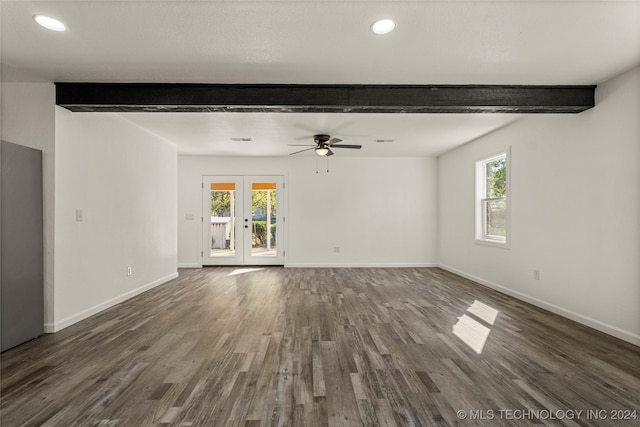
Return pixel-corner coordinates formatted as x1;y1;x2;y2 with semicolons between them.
250;182;277;257
243;176;284;265
210;182;236;257
202;176;243;265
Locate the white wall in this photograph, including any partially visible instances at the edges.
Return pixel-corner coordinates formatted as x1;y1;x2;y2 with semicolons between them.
5;77;636;346
53;109;178;331
1;82;56;326
438;66;640;345
178;156;438;267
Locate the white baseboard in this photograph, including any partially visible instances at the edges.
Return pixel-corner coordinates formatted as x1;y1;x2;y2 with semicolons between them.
44;272;179;333
285;262;438;268
437;264;640;347
177;263;202;268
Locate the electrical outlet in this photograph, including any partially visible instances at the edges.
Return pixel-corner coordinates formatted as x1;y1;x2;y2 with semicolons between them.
533;269;540;280
333;246;341;253
75;209;83;222
127;267;133;276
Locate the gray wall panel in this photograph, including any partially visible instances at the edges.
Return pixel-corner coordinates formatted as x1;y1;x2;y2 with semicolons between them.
1;140;44;352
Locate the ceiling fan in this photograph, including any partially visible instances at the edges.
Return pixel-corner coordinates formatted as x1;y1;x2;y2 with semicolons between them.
289;134;362;156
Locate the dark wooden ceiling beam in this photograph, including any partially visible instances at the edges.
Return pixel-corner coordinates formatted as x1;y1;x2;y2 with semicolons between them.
55;83;596;113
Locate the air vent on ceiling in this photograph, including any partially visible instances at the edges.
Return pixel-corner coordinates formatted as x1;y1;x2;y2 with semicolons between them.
231;137;253;142
375;139;395;143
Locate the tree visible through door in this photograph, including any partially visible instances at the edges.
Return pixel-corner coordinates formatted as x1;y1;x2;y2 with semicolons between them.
250;182;277;257
209;182;236;257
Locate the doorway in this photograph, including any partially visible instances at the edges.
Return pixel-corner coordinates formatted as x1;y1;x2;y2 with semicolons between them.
202;175;284;266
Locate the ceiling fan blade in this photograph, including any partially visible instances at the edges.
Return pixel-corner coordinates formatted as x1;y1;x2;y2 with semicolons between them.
288;144;315;147
289;147;316;155
328;138;342;145
331;144;362;149
326;148;335;156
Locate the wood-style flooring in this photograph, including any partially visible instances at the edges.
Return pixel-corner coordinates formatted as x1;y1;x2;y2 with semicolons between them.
1;267;639;426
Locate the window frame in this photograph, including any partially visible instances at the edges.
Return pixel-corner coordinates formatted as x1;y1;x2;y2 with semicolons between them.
475;149;510;248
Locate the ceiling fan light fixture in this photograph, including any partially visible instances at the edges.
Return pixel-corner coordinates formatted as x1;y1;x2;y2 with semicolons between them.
315;146;330;156
33;15;66;32
289;134;360;156
371;19;396;35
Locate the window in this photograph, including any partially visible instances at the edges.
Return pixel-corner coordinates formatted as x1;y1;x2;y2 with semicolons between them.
476;150;509;246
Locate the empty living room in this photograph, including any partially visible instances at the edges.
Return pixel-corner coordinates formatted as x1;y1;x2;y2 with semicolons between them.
1;1;638;426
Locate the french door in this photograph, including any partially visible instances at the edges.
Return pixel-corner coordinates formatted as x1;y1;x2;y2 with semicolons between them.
202;175;284;266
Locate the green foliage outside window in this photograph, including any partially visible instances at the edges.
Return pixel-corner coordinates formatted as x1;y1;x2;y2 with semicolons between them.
211;191;231;217
486;158;506;198
252;221;277;247
251;190;277;218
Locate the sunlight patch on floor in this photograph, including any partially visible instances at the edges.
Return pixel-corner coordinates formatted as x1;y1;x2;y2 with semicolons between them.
453;314;491;354
467;300;499;325
453;300;500;354
228;268;264;276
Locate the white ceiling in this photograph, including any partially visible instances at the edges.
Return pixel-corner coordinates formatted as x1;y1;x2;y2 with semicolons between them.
2;0;639;156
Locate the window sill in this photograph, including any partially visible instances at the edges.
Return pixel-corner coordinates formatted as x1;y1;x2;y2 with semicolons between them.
475;238;510;249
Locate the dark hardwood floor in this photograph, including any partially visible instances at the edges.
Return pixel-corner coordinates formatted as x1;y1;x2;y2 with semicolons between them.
1;267;639;426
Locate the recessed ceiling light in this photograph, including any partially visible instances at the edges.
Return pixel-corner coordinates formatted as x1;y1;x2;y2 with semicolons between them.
33;15;66;32
371;19;396;35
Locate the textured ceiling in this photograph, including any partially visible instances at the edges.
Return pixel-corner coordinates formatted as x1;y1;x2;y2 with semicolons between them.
2;0;639;156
